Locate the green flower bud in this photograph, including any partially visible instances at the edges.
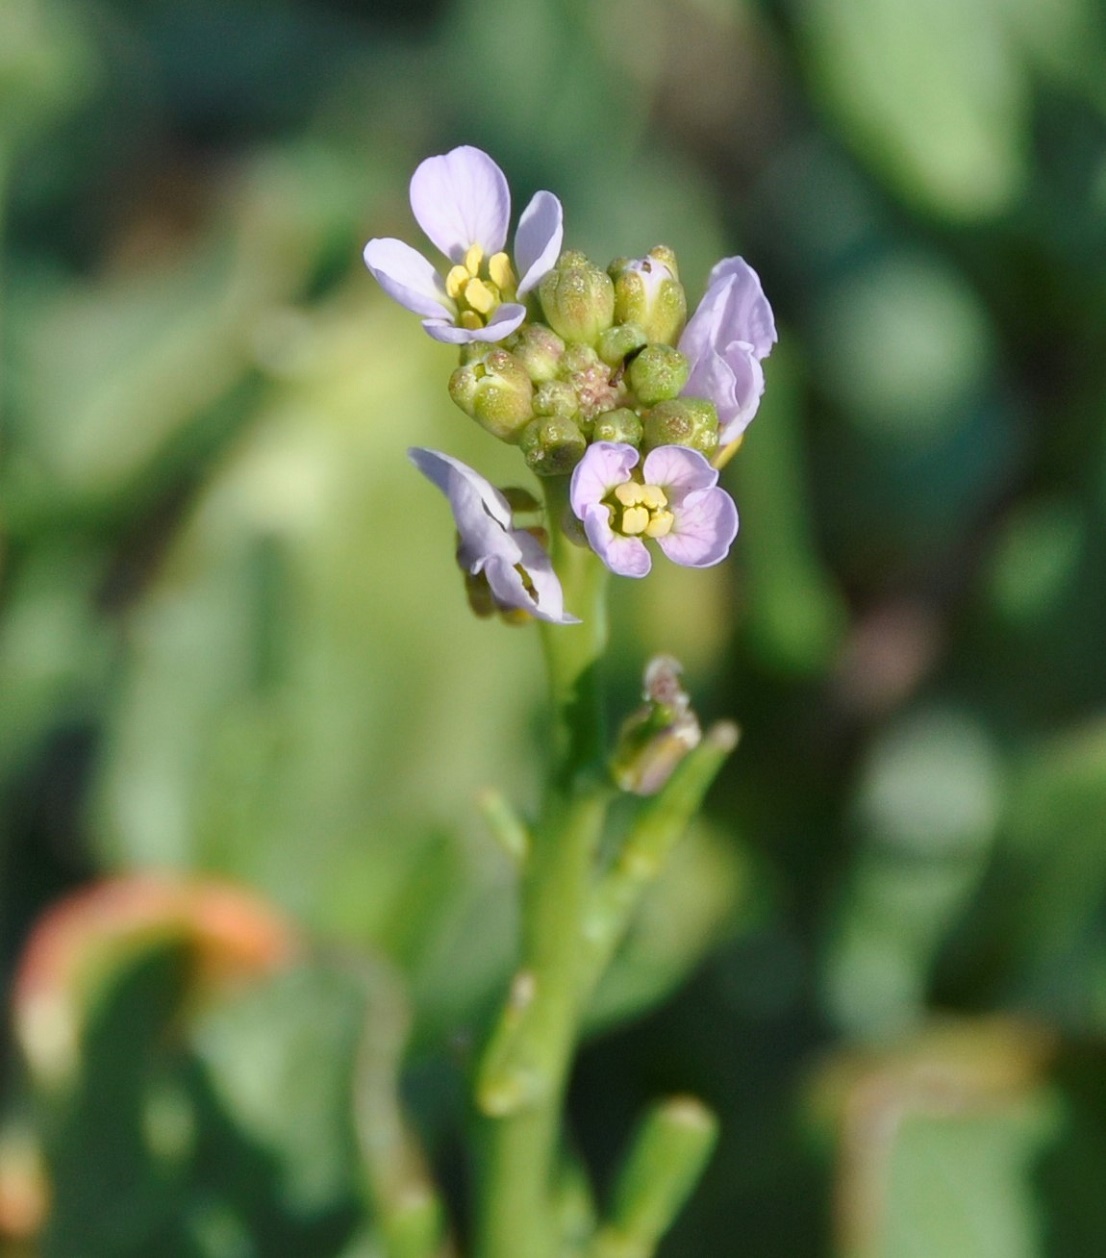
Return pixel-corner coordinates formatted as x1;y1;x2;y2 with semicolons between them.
611;655;701;796
520;416;587;477
597;321;649;367
591;407;643;447
628;344;690;405
560;343;625;421
534;379;579;420
643;397;719;455
449;348;534;443
539;250;615;346
610;246;687;345
507;323;565;383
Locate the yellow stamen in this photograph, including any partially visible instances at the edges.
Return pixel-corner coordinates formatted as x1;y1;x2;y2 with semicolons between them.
459;310;483;330
446;265;471;300
464;277;497;315
488;252;516;292
639;484;668;510
614;482;646;508
645;510;675;538
464;243;485;275
712;434;745;471
622;506;650;535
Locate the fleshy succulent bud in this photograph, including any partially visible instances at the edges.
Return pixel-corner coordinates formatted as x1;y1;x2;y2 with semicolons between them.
591;407;643;447
520;415;587;477
539;250;615;346
597;321;649;367
534;379;579;420
628;344;690;405
642;397;719;455
449;348;535;442
610;246;687;345
507;323;566;383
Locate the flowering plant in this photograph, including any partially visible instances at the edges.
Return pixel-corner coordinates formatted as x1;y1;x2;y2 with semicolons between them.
364;145;775;1258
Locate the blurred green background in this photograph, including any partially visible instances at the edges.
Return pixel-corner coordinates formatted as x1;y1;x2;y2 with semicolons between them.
3;0;1106;1254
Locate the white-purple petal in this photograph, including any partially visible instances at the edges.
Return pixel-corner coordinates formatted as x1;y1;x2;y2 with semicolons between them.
514;191;564;296
422;302;527;345
642;445;719;508
570;442;640;517
582;504;652;578
511;531;581;624
363;238;454;320
408;447;512;536
658;487;739;568
409;146;511;263
700;257;777;358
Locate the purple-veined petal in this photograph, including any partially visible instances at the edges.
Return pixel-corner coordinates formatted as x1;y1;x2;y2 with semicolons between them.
642;445;719;509
582;504;652;578
422;302;527;345
409;146;511;263
658;487;738;568
701;257;777;358
570;442;640;518
363;238;453;319
515;191;564;296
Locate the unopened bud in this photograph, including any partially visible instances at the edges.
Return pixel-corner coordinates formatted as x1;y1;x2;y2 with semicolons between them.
643;397;718;455
610;247;687;345
508;323;566;383
591;407;643;447
449;348;535;442
611;655;701;795
628;344;690;405
598;321;649;367
534;380;579;420
519;416;587;477
539;250;615;346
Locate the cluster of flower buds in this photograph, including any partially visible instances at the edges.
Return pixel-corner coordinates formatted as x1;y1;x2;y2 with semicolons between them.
364;147;776;620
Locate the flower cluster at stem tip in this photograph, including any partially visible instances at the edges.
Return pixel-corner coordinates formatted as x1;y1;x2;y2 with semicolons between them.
364;145;776;623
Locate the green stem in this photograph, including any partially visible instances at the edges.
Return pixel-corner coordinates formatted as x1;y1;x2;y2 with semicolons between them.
475;477;611;1258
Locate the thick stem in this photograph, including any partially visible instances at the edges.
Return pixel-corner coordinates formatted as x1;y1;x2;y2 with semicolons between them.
475;477;611;1258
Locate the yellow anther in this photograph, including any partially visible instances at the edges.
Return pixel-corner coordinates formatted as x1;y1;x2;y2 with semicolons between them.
614;482;646;508
640;484;668;509
464;277;496;315
464;243;485;275
644;510;675;538
446;265;471;300
622;506;650;535
488;252;516;292
459;310;483;330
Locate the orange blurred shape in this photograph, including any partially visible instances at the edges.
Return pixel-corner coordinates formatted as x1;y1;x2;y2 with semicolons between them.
12;876;300;1088
0;1131;48;1242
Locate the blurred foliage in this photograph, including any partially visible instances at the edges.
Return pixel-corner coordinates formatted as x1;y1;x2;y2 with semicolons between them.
2;0;1106;1254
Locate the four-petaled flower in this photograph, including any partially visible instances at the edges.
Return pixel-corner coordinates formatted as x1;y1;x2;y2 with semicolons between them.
364;147;563;345
409;447;578;624
678;256;777;448
570;442;738;579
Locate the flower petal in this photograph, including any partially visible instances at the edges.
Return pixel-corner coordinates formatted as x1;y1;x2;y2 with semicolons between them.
408;448;514;570
658;487;738;568
582;504;652;578
409;146;510;263
504;532;581;624
570;442;640;518
515;191;564;296
642;445;719;509
363;238;453;319
422;302;527;345
701;257;777;358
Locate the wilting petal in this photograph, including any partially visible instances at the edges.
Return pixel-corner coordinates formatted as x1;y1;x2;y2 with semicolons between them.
492;531;580;624
658;488;739;568
422;302;527;345
515;191;564;296
363;237;453;319
409;146;511;263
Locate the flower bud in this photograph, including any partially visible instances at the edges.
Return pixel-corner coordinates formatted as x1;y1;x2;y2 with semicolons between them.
610;246;687;345
507;323;566;383
534;379;579;420
598;321;649;367
539;250;615;346
520;416;587;477
591;407;643;447
610;655;701;795
449;348;535;442
560;343;625;421
642;397;719;455
628;344;690;405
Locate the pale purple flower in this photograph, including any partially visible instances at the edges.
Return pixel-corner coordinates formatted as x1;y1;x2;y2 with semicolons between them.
570;442;738;578
678;257;777;446
409;448;578;624
364;147;563;345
